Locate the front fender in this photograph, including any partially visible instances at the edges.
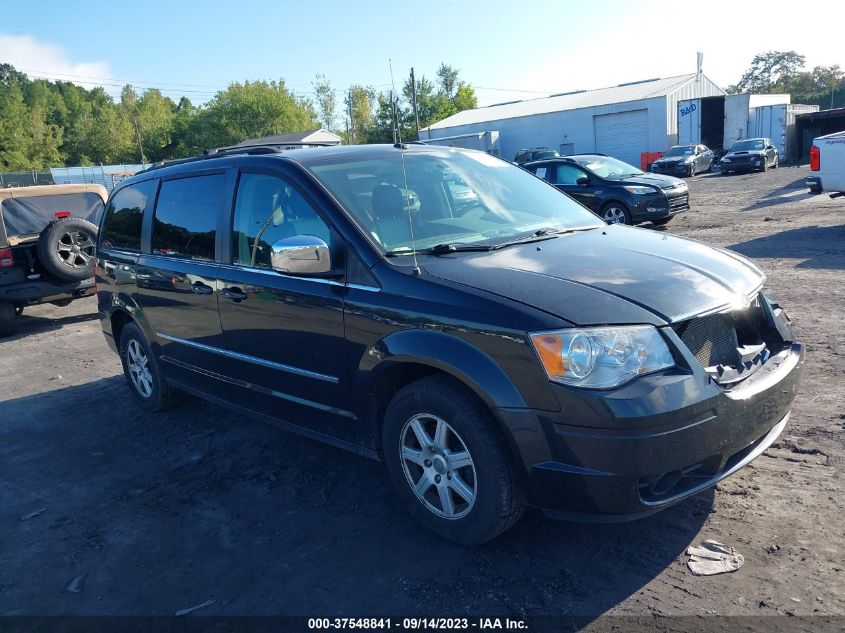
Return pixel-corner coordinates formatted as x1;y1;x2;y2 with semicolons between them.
354;329;555;473
357;329;528;412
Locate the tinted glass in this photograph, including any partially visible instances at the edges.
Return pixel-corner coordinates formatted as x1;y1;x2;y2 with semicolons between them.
306;148;602;255
232;173;331;269
572;155;642;180
731;140;765;151
553;163;586;185
100;182;154;251
152;174;224;260
663;146;695;158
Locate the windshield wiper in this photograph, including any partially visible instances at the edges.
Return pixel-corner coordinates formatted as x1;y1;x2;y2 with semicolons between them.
491;225;598;249
424;243;493;255
384;243;492;257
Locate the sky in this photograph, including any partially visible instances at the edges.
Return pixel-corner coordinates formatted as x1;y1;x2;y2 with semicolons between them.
1;0;844;108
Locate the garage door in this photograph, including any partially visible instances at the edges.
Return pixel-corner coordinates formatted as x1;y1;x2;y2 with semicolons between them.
594;109;649;167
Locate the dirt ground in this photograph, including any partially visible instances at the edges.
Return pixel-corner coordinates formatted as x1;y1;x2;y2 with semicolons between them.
0;164;843;620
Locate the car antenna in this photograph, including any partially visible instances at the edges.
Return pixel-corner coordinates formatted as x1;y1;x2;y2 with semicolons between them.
390;58;421;275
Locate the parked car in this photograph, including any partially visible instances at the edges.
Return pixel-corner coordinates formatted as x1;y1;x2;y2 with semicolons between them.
524;154;689;225
806;130;845;197
97;144;803;544
0;184;106;337
650;144;714;177
514;147;559;164
720;138;779;174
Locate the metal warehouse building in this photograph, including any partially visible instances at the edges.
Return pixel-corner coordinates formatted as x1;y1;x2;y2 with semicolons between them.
420;73;725;165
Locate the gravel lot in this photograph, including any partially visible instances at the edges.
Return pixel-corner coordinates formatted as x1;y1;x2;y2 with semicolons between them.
1;164;843;619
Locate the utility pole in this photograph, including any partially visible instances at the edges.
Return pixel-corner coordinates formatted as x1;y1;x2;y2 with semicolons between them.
410;67;420;140
133;117;146;164
348;89;355;145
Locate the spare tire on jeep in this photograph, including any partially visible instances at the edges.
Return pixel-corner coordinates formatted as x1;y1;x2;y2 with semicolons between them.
36;217;99;282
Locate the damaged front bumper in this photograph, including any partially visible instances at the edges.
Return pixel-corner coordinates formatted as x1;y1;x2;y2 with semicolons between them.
501;296;805;521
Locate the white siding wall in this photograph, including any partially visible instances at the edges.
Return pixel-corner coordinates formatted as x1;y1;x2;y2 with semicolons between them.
424;97;670;162
424;75;725;162
664;75;724;147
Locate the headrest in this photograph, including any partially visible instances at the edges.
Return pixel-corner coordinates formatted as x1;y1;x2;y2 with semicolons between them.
371;184;406;220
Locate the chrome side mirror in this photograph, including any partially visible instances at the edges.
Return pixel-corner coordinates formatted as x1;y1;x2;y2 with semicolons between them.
270;235;331;275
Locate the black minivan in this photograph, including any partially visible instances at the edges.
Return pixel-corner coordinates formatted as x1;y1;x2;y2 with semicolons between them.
96;144;803;544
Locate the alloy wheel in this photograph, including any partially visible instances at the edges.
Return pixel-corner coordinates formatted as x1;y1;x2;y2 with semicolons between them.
56;230;96;269
603;206;628;224
399;413;477;519
126;339;153;398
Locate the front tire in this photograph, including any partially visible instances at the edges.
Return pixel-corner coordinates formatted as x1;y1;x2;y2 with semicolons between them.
118;322;180;412
383;376;526;545
600;202;631;225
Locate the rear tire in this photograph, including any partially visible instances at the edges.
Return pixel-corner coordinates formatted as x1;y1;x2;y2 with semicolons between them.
383;376;526;545
37;217;98;282
0;301;17;338
118;322;181;412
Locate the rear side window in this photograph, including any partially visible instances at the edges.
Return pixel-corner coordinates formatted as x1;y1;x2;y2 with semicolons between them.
152;174;225;260
100;181;155;251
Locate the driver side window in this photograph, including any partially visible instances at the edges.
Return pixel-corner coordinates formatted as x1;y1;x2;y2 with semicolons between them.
231;172;331;269
553;163;588;185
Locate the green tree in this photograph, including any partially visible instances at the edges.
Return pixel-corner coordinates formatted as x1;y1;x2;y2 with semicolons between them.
436;63;460;100
189;80;317;150
731;53;845;108
453;82;477;111
0;80;31;169
344;84;377;143
737;51;806;93
312;74;337;132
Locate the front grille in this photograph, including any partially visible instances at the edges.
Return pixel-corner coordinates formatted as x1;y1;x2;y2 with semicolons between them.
677;313;739;368
668;194;689;210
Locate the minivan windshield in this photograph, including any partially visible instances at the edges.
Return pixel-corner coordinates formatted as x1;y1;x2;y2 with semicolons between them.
731;140;765;152
663;146;695;157
306;148;602;255
571;155;643;180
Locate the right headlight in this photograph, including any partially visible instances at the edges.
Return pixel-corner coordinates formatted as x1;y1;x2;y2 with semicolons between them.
529;326;675;389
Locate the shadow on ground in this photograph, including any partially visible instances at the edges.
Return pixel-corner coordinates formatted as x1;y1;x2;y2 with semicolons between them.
740;176;816;212
0;377;711;617
2;310;99;343
729;224;845;269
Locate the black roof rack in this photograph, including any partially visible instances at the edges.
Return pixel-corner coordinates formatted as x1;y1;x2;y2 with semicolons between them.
142;141;337;173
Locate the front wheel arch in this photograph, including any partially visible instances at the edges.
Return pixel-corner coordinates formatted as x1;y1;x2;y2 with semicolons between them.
599;200;632;225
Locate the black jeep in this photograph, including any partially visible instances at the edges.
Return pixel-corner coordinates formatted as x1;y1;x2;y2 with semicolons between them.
0;184;106;337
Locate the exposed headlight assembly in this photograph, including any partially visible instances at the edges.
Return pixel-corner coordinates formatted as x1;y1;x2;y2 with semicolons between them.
530;326;675;389
622;185;656;195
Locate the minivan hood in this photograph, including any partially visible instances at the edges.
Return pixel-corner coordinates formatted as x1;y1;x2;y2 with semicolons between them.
423;226;764;326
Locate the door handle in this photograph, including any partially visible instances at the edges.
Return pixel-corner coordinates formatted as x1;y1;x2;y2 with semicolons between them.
221;287;248;302
191;281;214;296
